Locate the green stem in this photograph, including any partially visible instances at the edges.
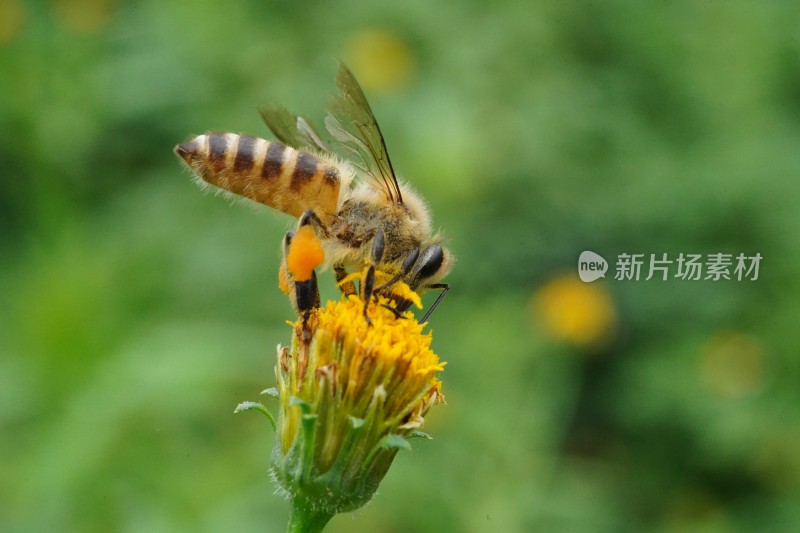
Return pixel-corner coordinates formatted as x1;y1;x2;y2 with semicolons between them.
286;496;334;533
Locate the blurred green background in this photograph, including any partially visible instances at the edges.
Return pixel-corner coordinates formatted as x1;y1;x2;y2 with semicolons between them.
2;1;800;531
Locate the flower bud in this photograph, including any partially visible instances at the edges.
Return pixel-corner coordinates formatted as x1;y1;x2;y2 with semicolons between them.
271;294;444;523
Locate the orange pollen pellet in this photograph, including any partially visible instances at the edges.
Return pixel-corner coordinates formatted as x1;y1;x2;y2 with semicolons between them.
287;226;325;282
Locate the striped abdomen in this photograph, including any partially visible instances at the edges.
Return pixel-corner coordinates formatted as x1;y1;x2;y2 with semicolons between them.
175;132;343;220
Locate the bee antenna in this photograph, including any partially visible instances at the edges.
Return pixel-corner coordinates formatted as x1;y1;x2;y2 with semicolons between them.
376;248;419;292
419;283;449;324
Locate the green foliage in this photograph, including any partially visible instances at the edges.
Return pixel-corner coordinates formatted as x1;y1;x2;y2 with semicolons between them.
2;1;799;531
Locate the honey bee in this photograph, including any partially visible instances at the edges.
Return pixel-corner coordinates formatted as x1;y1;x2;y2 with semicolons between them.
175;64;451;321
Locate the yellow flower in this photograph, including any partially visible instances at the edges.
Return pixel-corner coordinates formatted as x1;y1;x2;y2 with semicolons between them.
232;219;446;531
52;0;116;33
0;0;24;45
343;28;415;92
532;273;617;349
269;290;444;529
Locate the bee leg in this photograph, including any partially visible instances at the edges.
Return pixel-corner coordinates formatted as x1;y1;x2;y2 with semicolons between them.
295;272;321;320
335;265;357;297
367;247;422;320
380;303;406;319
362;268;375;327
418;283;450;324
281;230;321;317
371;228;385;265
361;229;385;326
298;209;330;237
278;231;296;298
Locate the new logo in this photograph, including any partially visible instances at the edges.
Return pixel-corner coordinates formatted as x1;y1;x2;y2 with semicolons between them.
578;251;608;282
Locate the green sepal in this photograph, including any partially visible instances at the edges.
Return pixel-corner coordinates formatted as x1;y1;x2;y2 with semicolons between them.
289;397;319;483
363;434;411;469
233;401;277;431
376;434;412;451
325;416;366;479
261;387;279;397
348;416;365;429
290;397;311;410
410;431;432;440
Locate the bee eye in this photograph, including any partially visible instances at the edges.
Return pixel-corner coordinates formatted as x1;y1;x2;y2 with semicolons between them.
401;248;420;275
413;244;445;286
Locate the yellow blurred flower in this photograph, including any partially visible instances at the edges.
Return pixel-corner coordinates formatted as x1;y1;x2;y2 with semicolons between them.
52;0;115;33
531;273;617;349
0;0;24;44
343;28;414;92
699;331;764;398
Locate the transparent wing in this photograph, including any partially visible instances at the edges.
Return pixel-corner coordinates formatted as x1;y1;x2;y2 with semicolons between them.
324;63;403;204
260;105;331;154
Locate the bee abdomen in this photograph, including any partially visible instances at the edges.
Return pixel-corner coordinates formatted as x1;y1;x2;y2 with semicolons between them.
175;132;342;220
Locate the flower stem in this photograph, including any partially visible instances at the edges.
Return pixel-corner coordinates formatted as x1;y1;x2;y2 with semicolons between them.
286;496;334;533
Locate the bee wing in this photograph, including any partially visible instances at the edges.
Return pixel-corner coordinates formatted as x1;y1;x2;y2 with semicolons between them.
324;63;403;205
260;105;331;154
